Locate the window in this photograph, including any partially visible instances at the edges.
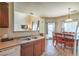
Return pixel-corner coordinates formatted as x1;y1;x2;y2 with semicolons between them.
76;27;79;39
32;21;39;31
63;21;78;32
47;23;55;38
76;24;79;39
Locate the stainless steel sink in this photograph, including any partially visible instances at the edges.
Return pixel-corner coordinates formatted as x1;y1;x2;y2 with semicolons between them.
21;36;38;41
32;37;38;39
24;38;31;40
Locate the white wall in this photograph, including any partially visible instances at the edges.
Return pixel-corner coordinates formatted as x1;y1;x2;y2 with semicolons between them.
14;11;27;31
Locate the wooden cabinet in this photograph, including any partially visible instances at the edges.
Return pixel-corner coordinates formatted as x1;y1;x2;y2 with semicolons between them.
21;38;45;56
0;3;9;28
21;42;33;56
34;39;42;56
41;38;45;53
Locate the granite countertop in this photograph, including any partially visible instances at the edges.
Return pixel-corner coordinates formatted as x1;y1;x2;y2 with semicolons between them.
0;36;44;50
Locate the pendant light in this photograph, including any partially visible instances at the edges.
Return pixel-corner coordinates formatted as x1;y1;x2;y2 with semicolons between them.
66;8;72;21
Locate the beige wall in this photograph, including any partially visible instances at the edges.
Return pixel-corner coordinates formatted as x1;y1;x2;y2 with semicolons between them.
39;18;45;33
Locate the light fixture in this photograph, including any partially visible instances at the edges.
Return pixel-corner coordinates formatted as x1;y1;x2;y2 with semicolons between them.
66;8;72;21
30;12;34;15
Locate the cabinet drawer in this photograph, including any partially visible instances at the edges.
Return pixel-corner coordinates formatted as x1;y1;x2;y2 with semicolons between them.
21;42;33;48
34;39;41;44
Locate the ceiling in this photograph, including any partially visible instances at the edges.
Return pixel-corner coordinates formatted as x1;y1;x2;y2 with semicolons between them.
14;2;79;17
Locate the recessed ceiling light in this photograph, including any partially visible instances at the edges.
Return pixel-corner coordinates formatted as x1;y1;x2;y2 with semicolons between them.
30;12;34;15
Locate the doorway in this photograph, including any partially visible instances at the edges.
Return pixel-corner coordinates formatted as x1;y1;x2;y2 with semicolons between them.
47;22;55;39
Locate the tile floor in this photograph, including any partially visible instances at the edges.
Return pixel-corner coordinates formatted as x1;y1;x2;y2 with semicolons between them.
43;39;74;56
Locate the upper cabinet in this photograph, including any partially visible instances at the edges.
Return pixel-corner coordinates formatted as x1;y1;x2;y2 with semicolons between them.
0;3;9;28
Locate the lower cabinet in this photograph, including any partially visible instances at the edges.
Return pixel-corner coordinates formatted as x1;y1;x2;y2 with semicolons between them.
41;38;45;53
21;42;33;56
34;39;42;56
21;38;45;56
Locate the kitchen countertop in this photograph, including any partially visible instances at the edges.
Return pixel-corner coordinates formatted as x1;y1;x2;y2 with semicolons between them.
0;36;44;50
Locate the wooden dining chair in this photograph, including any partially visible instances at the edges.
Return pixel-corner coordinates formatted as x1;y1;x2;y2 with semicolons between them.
53;33;65;47
53;33;57;46
63;33;74;47
64;38;74;48
56;33;65;47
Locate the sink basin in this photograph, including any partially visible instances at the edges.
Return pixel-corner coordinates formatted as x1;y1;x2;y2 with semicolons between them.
21;36;38;41
31;36;38;39
24;38;31;40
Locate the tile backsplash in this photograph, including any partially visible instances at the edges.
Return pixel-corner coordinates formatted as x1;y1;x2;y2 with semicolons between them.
0;28;8;37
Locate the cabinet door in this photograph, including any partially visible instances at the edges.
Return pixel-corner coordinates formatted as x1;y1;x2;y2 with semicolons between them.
21;42;33;56
0;3;9;28
34;39;42;56
41;38;45;53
